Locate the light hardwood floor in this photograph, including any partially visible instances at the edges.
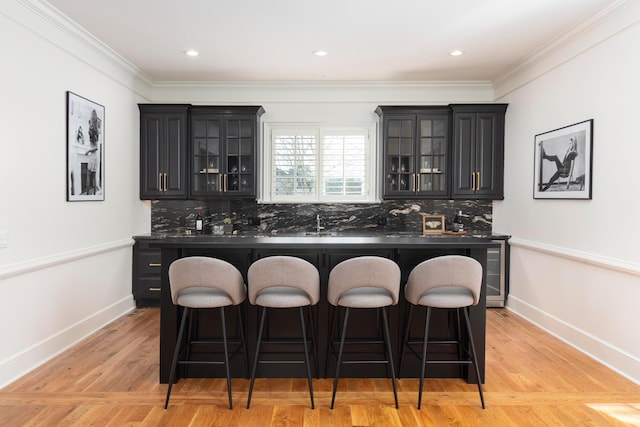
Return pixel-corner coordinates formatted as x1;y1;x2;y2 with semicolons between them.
1;308;640;426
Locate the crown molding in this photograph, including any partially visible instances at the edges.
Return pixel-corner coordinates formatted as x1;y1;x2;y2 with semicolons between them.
12;0;153;93
151;80;493;90
493;0;640;99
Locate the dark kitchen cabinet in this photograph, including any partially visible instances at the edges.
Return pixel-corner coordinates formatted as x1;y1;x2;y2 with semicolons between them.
189;106;264;199
139;104;189;199
451;104;508;199
376;106;450;199
132;239;162;307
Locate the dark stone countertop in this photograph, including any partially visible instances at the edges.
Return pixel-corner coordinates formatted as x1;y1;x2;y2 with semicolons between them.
134;230;508;250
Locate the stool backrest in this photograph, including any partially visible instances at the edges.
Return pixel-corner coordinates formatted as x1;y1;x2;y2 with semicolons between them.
168;256;246;305
328;256;401;306
405;255;482;306
247;256;320;305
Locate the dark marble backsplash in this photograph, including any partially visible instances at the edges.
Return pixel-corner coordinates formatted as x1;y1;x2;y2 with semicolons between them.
151;199;492;235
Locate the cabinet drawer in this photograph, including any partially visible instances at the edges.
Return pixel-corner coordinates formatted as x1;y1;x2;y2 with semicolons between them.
134;277;162;298
137;250;162;274
136;277;161;297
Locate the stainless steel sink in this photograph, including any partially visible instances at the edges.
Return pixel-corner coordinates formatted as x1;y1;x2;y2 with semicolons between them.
302;231;338;237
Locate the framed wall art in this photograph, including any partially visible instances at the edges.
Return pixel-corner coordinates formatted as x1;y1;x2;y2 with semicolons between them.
533;119;593;200
66;91;104;201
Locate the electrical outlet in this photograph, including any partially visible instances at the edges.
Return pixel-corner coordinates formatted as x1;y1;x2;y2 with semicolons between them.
0;231;8;248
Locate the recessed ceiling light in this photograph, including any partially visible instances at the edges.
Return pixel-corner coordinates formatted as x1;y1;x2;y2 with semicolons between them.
450;50;464;56
184;49;199;57
313;50;328;57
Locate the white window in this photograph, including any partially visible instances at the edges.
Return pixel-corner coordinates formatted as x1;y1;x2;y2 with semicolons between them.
261;124;377;203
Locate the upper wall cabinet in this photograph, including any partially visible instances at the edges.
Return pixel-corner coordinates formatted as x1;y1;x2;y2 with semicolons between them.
139;104;264;200
376;106;451;199
139;104;189;199
189;106;264;199
451;104;508;200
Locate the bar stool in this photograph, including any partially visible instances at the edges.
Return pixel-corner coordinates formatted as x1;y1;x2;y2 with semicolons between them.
246;256;320;409
327;256;401;409
399;255;485;409
165;256;248;410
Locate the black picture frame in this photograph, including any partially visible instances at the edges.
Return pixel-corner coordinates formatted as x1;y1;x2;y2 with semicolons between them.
533;119;593;199
66;91;105;201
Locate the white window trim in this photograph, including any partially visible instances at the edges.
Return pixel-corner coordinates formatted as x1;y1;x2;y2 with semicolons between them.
260;122;379;204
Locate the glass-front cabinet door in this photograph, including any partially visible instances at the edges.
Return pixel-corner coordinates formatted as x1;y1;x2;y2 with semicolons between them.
191;114;223;196
385;115;415;195
381;108;449;198
416;114;448;197
224;115;255;195
189;106;263;199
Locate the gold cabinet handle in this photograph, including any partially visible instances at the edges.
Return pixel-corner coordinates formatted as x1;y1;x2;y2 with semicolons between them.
148;263;161;267
163;173;168;192
471;172;476;191
149;287;161;292
412;173;416;192
223;174;227;192
158;173;163;192
476;171;481;192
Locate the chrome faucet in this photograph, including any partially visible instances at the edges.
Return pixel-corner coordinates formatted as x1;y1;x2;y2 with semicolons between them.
316;214;325;234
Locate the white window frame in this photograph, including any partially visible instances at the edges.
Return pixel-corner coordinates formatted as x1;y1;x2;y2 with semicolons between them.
260;122;378;203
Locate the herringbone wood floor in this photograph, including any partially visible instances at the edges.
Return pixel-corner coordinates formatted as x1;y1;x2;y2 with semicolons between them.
1;308;640;426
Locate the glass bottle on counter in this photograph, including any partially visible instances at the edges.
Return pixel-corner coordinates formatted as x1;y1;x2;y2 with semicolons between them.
453;210;464;232
195;209;203;234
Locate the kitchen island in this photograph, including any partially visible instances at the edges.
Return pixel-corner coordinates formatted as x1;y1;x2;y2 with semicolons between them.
146;233;500;384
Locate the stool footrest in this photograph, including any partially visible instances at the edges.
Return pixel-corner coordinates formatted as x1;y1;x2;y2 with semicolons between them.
426;359;473;365
259;359;306;364
177;360;225;366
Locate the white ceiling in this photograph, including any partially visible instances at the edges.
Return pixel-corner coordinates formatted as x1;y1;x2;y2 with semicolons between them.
47;0;615;82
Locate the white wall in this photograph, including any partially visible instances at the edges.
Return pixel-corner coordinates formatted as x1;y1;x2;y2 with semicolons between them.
0;0;152;387
493;2;640;383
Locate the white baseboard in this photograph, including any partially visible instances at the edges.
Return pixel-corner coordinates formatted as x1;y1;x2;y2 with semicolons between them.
0;296;135;389
507;295;640;386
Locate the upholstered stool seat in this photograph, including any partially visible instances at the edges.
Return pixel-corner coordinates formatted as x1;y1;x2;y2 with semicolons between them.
416;286;475;308
254;286;314;308
336;287;396;308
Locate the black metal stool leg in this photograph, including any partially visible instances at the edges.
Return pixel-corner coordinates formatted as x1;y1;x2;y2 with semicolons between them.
324;305;337;378
330;307;350;409
418;306;432;410
306;306;320;379
299;307;315;409
236;305;250;379
247;307;267;409
398;304;414;378
463;306;485;409
165;307;189;409
381;307;399;409
455;308;464;378
380;308;390;380
220;306;233;409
